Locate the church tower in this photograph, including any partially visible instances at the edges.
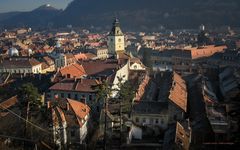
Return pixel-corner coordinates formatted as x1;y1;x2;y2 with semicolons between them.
107;18;125;57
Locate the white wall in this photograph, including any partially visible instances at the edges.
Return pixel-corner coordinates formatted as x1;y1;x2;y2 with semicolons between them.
129;124;142;140
133;114;169;130
111;62;129;98
129;62;146;71
79;118;88;143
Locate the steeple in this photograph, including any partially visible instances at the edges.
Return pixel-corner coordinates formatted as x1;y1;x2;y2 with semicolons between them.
108;18;125;57
109;18;123;36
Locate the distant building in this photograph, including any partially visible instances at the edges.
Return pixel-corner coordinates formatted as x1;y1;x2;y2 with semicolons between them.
199;24;205;31
55;53;76;69
41;56;55;73
219;68;240;101
89;48;108;59
16;28;28;35
0;58;42;74
8;47;19;57
152;45;227;73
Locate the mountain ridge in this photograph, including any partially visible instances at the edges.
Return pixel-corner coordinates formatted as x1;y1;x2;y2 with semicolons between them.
1;0;240;30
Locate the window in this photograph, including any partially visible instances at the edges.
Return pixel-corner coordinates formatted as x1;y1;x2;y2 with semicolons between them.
142;118;146;123
161;119;164;124
150;118;153;124
97;106;100;112
118;38;121;42
67;74;71;78
61;93;64;98
174;115;177;120
82;94;85;98
136;117;139;123
67;93;71;98
71;130;75;137
74;94;78;100
134;65;137;69
89;95;92;101
155;119;159;124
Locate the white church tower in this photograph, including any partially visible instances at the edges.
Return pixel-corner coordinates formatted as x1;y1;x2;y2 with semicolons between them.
108;18;125;57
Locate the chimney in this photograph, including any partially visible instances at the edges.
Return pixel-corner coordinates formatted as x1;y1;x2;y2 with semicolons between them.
74;76;77;82
66;102;70;111
54;94;59;99
47;101;51;109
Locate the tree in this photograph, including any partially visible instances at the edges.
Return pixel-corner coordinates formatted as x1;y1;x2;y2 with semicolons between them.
92;80;112;150
18;83;41;140
118;81;136;112
18;83;41;108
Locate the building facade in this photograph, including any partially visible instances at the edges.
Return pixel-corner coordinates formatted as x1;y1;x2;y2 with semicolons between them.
107;18;125;56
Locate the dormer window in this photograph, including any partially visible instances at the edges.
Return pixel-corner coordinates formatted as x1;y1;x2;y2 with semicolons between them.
134;65;137;69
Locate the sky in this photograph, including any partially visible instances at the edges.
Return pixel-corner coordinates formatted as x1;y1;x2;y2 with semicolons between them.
0;0;73;13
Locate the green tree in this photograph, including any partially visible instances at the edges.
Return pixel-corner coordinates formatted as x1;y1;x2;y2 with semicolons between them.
18;83;41;140
18;83;41;108
92;80;112;150
116;76;136;113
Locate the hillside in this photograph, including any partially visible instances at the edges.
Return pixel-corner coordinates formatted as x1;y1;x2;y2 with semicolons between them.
1;0;240;30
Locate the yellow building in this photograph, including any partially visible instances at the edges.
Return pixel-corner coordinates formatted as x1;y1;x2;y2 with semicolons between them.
107;18;125;57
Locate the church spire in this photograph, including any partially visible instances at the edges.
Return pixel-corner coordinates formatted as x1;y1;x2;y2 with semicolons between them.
109;18;123;36
107;18;125;57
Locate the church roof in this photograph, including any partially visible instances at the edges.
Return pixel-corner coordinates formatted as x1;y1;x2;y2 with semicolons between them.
109;18;123;36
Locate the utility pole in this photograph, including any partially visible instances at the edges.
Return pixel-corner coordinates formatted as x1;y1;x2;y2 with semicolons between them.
104;97;108;150
119;99;122;150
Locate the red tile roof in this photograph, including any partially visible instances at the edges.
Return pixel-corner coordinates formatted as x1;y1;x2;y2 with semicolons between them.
49;78;100;93
135;75;150;102
0;96;18;109
50;98;90;127
186;45;227;59
169;72;188;112
59;63;86;78
81;59;118;76
0;58;41;69
67;98;90;126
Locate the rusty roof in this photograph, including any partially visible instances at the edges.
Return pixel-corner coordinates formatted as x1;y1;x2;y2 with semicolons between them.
50;98;90;128
59;63;86;78
49;78;99;93
169;72;188;112
0;96;18;110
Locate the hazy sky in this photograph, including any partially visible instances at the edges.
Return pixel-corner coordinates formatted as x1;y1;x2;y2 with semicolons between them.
0;0;73;13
